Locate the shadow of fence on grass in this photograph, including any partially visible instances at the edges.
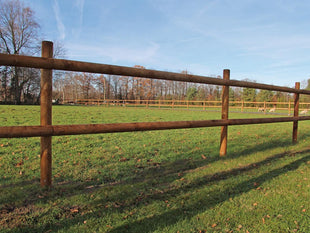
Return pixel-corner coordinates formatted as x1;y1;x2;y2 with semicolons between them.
1;134;310;232
2;146;308;232
107;151;310;233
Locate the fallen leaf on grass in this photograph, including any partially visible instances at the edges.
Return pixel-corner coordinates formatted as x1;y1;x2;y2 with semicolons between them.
119;157;128;162
70;207;79;213
211;223;217;228
54;173;61;178
15;160;23;167
113;202;121;208
201;154;207;159
123;211;136;219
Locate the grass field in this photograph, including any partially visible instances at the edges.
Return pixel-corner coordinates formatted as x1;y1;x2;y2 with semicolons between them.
0;105;309;232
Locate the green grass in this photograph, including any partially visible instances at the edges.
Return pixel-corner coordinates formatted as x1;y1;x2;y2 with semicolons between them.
0;105;309;232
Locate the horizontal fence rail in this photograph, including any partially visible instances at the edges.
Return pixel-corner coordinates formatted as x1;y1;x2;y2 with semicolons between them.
1;53;310;94
1;116;310;138
1;41;309;187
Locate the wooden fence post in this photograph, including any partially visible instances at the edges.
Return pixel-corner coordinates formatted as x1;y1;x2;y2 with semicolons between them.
220;69;230;156
293;82;300;143
40;41;53;187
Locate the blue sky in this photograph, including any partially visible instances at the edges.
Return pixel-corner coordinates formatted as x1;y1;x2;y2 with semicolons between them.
23;0;310;88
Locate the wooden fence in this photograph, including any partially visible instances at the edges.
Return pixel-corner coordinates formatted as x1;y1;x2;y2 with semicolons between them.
63;98;310;115
1;41;310;187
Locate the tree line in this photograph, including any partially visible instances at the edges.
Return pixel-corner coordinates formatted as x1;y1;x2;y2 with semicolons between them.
1;0;309;105
53;69;297;104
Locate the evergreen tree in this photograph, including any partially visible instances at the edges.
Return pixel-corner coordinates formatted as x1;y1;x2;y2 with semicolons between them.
186;87;197;101
242;88;256;102
257;90;274;102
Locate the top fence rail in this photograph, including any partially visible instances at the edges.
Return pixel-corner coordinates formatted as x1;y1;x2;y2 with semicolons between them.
1;53;310;95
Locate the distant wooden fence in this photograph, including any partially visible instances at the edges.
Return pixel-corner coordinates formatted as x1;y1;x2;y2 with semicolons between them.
63;98;310;115
1;41;310;187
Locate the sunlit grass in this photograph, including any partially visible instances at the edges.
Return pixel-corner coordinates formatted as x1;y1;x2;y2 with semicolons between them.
0;105;309;232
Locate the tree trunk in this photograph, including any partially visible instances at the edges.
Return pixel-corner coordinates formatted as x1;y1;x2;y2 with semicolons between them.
11;67;21;104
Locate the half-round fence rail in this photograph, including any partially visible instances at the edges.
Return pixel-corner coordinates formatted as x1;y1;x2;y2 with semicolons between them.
1;116;310;138
1;53;310;94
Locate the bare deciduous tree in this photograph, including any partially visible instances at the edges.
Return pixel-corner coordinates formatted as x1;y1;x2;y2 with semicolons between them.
0;0;40;104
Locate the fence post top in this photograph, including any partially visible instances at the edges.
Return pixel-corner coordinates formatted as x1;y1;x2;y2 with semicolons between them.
42;40;53;44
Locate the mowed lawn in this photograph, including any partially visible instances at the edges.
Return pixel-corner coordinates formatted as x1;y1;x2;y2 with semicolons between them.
0;105;309;232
